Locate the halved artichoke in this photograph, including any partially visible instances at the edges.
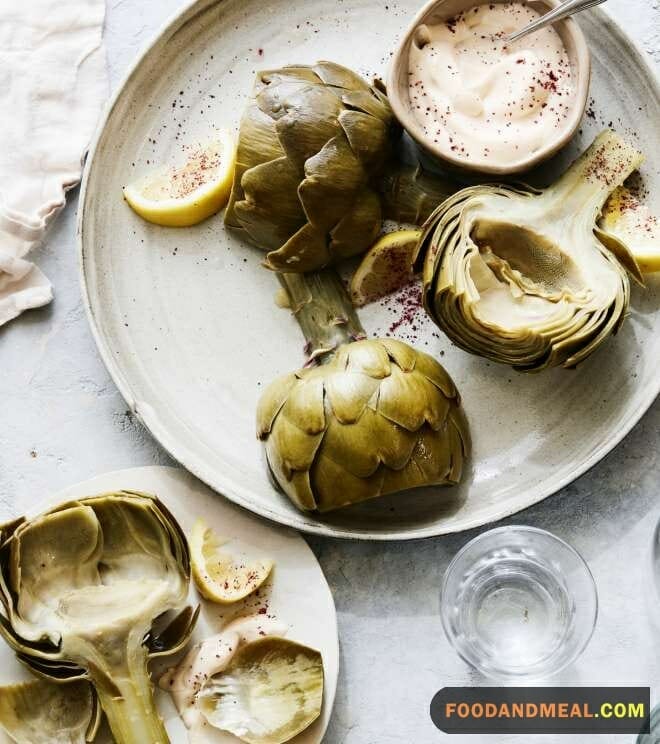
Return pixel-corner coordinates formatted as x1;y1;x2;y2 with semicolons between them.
225;61;455;272
418;130;645;371
198;637;323;744
0;679;99;744
257;271;469;512
0;491;195;744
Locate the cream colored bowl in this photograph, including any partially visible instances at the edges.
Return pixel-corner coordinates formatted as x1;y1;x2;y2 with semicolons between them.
388;0;591;175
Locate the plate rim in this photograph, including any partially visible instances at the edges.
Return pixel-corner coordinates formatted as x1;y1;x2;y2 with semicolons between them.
78;0;660;541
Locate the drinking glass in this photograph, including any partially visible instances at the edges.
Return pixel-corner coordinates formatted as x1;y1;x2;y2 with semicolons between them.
440;526;598;680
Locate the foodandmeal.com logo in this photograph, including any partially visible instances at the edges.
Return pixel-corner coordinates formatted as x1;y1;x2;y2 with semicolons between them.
430;687;651;735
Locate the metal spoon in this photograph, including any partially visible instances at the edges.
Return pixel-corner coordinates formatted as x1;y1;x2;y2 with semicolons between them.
506;0;609;44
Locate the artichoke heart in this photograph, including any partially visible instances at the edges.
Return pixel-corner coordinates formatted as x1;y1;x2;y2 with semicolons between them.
0;679;99;744
198;637;324;744
258;338;468;512
0;491;195;744
418;130;645;371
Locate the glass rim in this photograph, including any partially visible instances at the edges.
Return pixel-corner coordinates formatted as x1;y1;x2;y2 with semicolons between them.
444;525;596;581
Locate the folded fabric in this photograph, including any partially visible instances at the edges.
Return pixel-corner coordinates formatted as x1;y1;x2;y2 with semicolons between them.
0;0;108;326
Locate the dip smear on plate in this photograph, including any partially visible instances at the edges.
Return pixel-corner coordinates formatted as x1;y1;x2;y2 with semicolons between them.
408;2;576;170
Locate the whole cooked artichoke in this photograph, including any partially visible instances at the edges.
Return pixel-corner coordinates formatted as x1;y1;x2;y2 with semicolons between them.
0;491;196;744
417;131;644;371
257;271;469;512
225;61;455;272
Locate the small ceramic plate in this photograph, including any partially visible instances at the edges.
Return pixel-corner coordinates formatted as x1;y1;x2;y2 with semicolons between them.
79;0;660;539
0;466;338;744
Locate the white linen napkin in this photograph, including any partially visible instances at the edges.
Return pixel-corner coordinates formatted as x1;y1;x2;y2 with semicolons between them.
0;0;108;326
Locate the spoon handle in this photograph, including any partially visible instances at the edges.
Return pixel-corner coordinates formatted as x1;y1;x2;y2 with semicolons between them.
506;0;609;44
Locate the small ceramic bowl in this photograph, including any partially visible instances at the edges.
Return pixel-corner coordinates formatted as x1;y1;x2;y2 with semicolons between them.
388;0;591;176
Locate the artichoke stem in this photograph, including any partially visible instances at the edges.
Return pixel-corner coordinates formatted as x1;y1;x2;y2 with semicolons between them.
278;270;366;365
542;129;643;218
89;641;169;744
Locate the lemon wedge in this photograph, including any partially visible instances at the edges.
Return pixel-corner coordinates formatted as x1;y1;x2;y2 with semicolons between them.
123;133;236;227
601;186;660;273
190;520;273;604
350;229;423;307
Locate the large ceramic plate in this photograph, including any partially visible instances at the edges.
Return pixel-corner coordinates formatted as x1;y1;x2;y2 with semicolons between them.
79;0;660;540
0;466;338;743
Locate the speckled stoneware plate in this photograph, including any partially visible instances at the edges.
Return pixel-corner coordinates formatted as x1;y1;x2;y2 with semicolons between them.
79;0;660;540
0;466;338;744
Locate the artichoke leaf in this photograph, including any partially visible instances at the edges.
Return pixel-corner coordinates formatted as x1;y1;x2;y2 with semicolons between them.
381;162;457;226
234;156;306;250
256;372;300;438
272;88;345;168
15;655;89;682
338;109;390;170
282;471;319;513
311;452;385;512
340;89;392;121
279;375;326;436
198;637;324;744
147;605;200;658
225;103;284;229
409;347;459;400
594;226;644;285
299;135;366;230
383;426;453;492
323;370;380;424
376;364;451;432
313;61;371;92
11;505;102;643
338;340;391;379
328;190;382;260
0;679;99;744
258;67;321;91
159;615;290;732
264;223;331;272
267;415;324;478
380;338;418;373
